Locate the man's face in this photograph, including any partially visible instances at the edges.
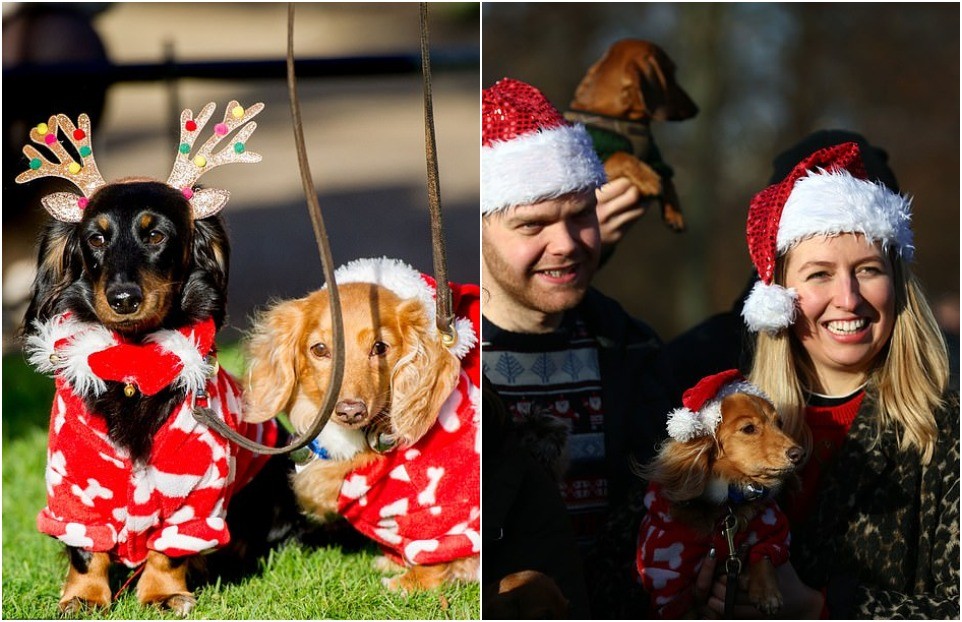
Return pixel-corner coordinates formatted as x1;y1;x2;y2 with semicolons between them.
482;190;601;330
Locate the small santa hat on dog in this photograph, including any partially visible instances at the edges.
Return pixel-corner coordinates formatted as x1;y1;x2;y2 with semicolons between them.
741;141;914;333
482;78;606;215
666;369;771;442
330;257;478;360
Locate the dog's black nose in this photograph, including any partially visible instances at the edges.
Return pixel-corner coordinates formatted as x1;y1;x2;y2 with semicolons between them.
335;399;368;425
107;284;143;315
786;446;804;464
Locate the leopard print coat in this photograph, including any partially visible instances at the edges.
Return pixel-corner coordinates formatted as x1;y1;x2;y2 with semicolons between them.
792;388;960;618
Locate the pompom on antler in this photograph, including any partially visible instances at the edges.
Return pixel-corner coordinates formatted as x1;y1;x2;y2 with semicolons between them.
166;100;264;218
15;113;107;222
16;100;264;222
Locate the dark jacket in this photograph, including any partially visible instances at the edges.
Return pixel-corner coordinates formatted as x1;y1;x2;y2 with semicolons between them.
482;376;591;619
577;287;673;499
572;287;673;618
482;287;673;618
793;388;960;618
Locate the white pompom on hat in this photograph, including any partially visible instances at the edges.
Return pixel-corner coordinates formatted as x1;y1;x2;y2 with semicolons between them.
482;78;606;215
742;141;914;333
665;369;771;442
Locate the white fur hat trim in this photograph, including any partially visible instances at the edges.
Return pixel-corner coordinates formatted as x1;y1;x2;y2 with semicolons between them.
481;123;606;215
331;257;477;359
777;168;914;260
666;380;771;442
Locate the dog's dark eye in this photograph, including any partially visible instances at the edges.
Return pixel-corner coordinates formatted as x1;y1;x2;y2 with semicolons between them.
309;343;329;358
741;424;756;434
370;341;389;357
88;233;106;248
147;230;166;245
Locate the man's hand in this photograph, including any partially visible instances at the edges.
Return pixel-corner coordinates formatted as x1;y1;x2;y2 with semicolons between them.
595;177;652;254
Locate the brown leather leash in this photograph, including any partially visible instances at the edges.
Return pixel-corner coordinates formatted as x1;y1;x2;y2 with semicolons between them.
418;2;458;345
192;4;344;454
195;4;457;453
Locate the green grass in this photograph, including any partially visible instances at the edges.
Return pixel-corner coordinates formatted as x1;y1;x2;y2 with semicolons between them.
1;345;480;619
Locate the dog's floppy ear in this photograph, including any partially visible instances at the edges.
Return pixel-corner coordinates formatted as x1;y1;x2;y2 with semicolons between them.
22;219;83;333
182;215;231;328
633;48;698;122
639;436;714;502
243;297;308;423
389;298;461;447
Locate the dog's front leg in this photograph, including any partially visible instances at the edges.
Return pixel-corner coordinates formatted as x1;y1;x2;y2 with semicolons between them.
136;550;195;616
59;547;112;613
293;456;379;523
747;557;782;616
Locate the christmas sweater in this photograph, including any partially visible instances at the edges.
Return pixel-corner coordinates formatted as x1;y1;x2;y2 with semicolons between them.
28;313;277;567
636;483;791;617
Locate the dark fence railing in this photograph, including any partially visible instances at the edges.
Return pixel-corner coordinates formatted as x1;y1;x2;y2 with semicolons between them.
3;47;479;85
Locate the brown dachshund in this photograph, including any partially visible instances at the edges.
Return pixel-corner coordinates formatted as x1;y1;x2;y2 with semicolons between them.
636;379;804;617
567;39;698;232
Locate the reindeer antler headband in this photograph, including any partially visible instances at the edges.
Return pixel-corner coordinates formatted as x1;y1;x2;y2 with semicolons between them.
15;100;264;222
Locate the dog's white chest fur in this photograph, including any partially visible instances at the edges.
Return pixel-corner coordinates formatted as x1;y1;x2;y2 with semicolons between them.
317;423;367;460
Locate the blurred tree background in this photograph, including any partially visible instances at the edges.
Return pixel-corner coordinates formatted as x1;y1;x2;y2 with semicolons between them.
483;3;959;341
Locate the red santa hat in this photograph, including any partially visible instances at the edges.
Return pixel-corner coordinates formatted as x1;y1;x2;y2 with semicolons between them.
331;257;477;360
482;78;606;215
666;369;771;442
742;141;914;333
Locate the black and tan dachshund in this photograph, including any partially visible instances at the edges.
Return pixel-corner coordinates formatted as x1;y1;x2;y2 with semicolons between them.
18;102;299;616
25;180;231;462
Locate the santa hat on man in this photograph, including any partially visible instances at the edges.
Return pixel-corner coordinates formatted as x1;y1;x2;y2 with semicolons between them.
666;369;771;442
741;141;914;333
482;78;606;215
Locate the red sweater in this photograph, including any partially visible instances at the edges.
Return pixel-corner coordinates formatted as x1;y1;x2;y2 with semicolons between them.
784;390;864;524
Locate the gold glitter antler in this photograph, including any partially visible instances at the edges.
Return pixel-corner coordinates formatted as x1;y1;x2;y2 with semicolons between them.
167;100;264;219
15;114;108;222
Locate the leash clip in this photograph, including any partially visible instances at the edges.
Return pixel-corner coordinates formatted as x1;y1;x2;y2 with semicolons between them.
721;508;742;618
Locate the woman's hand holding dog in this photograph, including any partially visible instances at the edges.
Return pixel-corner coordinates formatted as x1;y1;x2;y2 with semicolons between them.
698;559;825;619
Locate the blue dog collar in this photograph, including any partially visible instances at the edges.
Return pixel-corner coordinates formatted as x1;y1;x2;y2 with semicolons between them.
727;483;768;505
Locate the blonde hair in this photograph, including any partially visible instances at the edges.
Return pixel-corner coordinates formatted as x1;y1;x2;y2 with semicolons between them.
749;250;949;464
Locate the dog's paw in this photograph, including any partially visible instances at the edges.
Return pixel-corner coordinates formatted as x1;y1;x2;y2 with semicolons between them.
58;595;110;616
373;555;404;574
158;593;196;617
749;586;783;616
382;574;407;594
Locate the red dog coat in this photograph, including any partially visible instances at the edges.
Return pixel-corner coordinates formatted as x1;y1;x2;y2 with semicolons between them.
29;314;276;567
327;260;481;567
336;369;480;566
636;483;791;617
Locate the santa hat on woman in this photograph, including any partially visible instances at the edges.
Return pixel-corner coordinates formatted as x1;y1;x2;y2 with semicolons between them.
741;141;914;333
666;369;771;442
482;77;606;215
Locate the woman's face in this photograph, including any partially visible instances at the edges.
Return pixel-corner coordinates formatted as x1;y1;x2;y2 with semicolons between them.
783;234;896;392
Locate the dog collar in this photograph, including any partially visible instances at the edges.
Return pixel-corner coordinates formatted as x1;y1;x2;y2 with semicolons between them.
290;439;330;470
727;483;769;505
26;313;217;398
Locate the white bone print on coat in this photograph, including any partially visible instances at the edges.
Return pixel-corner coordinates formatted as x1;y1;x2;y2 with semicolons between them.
417;466;445;506
71;478;113;507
